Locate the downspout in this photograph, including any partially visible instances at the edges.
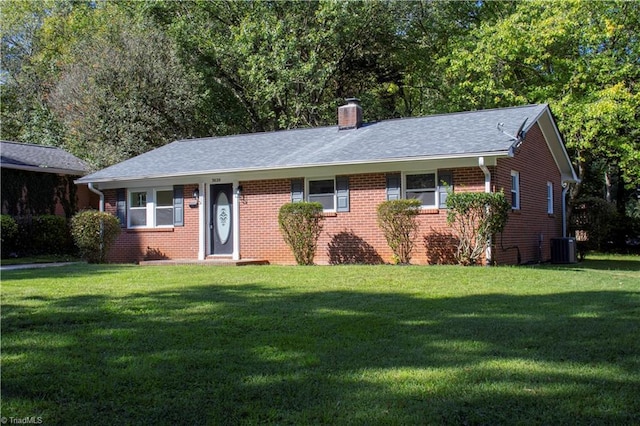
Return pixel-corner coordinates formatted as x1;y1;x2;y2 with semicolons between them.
478;157;492;265
88;182;104;212
562;183;569;238
87;182;106;259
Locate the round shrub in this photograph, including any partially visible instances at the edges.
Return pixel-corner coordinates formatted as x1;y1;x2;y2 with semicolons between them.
71;210;121;263
278;202;324;265
1;214;19;258
377;199;421;264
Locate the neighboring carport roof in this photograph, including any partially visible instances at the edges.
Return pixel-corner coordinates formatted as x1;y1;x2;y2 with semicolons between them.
78;104;566;184
1;141;89;175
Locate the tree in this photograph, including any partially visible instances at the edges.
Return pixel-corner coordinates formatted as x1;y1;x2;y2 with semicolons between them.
47;13;201;169
433;1;639;192
144;0;403;132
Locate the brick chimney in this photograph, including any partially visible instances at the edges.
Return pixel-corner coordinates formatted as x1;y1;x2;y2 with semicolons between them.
338;98;363;130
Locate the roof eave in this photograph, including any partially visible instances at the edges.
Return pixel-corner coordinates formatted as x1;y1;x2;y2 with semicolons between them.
1;164;88;176
76;150;511;185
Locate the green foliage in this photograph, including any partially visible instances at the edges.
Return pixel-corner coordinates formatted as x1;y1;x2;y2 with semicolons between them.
47;12;201;170
570;197;619;252
278;202;324;265
0;168;62;216
1;215;19;258
147;0;402;132
376;199;421;264
70;211;121;263
446;191;510;265
27;215;72;255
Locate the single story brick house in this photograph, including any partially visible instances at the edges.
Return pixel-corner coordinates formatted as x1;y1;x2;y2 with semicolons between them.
1;140;98;217
76;101;578;265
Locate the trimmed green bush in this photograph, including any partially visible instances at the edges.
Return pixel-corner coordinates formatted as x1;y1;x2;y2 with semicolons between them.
446;191;510;265
377;199;421;264
13;215;73;256
1;214;19;258
31;215;72;254
71;210;121;263
278;202;324;265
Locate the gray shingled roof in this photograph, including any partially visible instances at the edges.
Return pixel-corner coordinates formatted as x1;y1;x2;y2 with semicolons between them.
78;104;548;183
1;141;89;175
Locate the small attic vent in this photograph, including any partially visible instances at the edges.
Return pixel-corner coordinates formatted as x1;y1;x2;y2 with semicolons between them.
338;98;363;130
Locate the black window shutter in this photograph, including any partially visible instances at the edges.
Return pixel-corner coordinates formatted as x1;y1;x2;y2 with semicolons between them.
291;178;304;203
116;188;126;227
438;171;454;208
386;174;401;201
336;176;350;212
173;185;184;226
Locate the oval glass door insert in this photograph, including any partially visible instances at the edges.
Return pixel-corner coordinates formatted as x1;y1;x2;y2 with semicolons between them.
215;192;231;244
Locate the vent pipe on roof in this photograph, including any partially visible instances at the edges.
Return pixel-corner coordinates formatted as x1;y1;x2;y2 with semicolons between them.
338;98;363;130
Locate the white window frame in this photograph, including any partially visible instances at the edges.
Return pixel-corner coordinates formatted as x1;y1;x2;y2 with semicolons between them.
547;182;554;214
307;177;336;212
128;190;148;228
405;171;437;208
128;188;174;228
154;188;174;228
511;171;520;210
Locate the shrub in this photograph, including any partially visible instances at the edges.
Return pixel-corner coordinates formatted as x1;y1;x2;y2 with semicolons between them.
31;215;72;254
278;202;324;265
71;210;121;263
446;191;510;265
13;215;73;256
1;214;18;258
377;199;421;264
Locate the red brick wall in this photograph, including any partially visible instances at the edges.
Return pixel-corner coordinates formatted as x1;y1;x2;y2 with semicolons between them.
104;184;200;263
238;178;293;263
494;123;563;264
239;169;485;265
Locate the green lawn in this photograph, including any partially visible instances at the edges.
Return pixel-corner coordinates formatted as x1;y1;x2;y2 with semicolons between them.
2;255;639;425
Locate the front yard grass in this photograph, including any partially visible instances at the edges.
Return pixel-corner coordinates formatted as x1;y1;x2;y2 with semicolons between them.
2;254;639;425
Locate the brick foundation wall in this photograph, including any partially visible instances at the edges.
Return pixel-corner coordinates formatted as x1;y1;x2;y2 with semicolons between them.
104;184;200;263
494;123;563;264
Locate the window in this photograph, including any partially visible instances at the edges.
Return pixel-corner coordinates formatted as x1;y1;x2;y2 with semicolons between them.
308;178;335;211
511;171;520;210
406;172;436;207
129;191;147;227
438;171;453;208
155;190;174;226
547;182;554;214
128;188;174;228
292;177;349;212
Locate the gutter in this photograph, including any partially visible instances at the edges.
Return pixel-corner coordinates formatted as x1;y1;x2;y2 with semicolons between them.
88;183;105;212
